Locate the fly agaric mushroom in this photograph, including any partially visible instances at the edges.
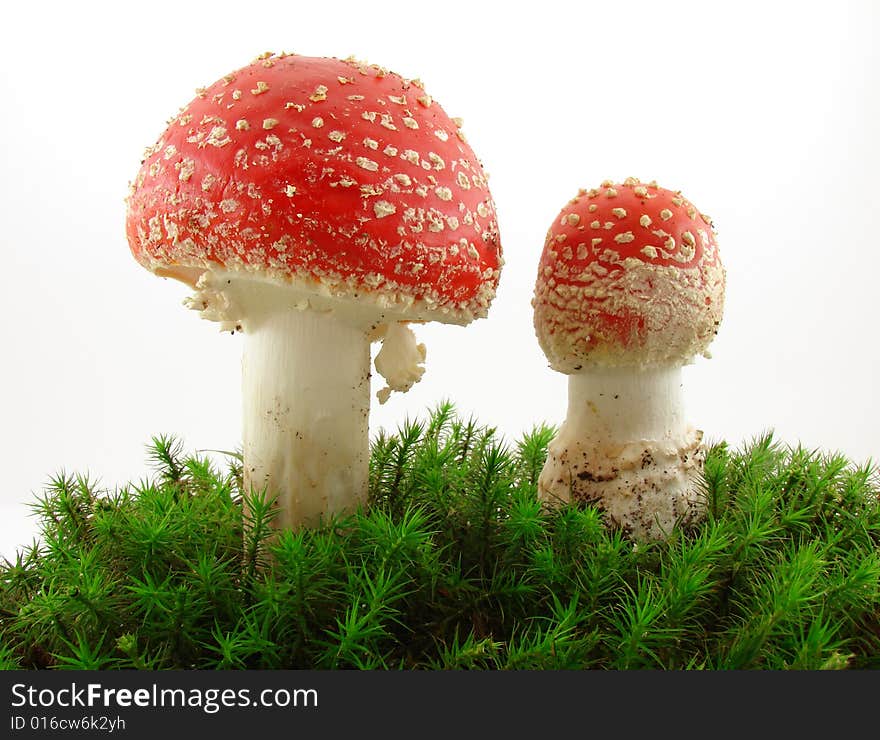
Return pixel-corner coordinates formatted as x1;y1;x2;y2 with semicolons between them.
126;52;501;530
532;177;724;540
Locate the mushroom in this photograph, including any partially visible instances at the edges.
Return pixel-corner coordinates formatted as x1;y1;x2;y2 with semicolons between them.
532;177;724;540
125;52;502;530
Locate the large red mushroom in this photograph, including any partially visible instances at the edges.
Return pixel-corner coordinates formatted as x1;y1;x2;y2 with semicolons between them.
126;52;502;530
532;177;724;540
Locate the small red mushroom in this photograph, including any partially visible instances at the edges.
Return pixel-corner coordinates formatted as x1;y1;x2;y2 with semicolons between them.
126;52;502;530
532;177;724;540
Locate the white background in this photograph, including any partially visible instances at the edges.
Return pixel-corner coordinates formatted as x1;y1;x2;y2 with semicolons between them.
1;0;878;560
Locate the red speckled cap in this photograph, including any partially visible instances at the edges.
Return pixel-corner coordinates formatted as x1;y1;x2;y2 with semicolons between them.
126;52;502;323
533;177;725;371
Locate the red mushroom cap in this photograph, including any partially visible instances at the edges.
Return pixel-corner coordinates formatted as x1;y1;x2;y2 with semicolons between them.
533;177;725;371
126;53;502;323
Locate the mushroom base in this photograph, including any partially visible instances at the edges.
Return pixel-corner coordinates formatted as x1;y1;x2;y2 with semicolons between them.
538;431;706;541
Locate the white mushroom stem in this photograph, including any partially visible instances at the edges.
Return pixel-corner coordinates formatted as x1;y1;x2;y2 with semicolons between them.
538;365;706;540
182;271;434;530
242;307;371;530
563;367;688;444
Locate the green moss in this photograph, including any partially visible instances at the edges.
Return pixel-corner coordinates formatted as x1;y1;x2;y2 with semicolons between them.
2;402;879;669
